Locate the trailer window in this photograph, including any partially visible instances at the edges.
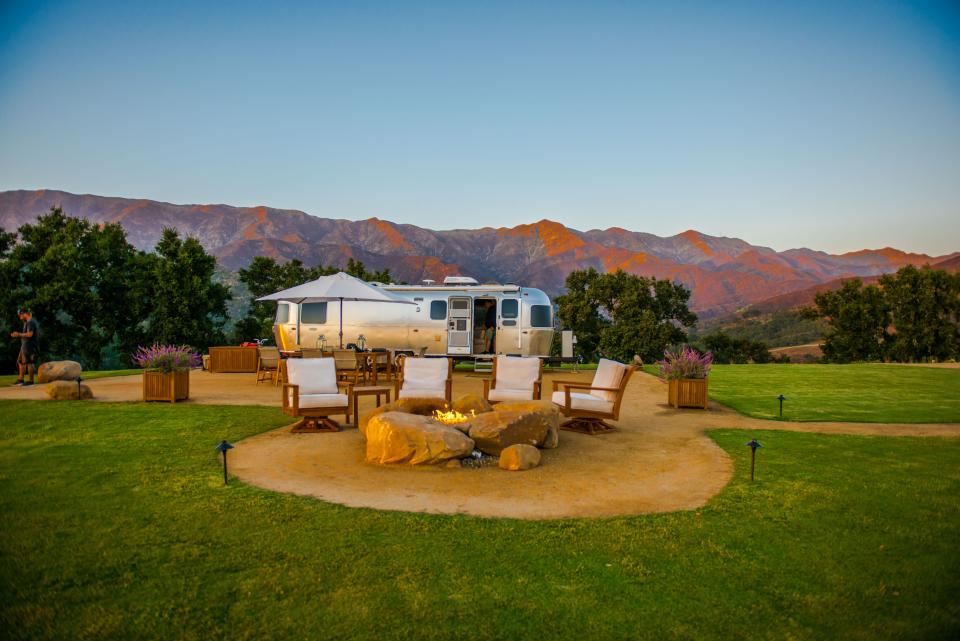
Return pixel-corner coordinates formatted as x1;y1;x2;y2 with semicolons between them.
530;305;552;328
275;303;291;324
501;299;518;319
430;300;447;320
300;302;327;324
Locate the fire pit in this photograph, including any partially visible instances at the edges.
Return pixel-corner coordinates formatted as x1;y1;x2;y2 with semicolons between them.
359;397;560;467
431;408;476;427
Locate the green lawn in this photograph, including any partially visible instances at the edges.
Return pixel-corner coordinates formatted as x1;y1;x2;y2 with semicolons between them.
0;369;140;387
1;400;958;640
644;363;960;423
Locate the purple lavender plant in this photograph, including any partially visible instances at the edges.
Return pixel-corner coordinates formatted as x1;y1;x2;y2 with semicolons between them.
132;344;202;373
656;346;713;380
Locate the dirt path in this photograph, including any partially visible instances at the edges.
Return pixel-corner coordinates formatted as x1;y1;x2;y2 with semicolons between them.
4;369;958;519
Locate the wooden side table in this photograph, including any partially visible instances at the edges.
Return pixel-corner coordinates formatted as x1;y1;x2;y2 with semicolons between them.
352;385;392;426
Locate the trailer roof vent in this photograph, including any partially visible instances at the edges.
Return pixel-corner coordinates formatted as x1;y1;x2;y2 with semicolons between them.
443;276;479;286
422;279;436;285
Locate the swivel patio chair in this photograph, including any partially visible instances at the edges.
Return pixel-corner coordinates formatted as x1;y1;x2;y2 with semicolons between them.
282;357;352;432
551;358;635;435
396;356;452;402
482;355;543;403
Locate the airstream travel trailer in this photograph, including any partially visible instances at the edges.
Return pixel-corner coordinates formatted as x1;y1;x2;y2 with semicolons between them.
272;277;554;357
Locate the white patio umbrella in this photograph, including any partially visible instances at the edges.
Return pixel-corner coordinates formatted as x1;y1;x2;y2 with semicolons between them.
257;271;414;348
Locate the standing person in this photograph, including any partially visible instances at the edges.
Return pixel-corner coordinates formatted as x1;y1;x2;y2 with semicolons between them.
10;308;39;387
483;300;497;354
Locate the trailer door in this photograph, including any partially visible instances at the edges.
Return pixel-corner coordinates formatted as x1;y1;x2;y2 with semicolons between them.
498;297;521;354
446;297;472;355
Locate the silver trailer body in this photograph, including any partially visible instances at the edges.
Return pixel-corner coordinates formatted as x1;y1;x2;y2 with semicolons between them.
272;282;554;357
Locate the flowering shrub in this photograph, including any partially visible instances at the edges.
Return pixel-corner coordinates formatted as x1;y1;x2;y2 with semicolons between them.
657;346;713;380
132;344;201;373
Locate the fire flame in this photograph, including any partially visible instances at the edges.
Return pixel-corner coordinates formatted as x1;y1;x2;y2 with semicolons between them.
432;409;476;425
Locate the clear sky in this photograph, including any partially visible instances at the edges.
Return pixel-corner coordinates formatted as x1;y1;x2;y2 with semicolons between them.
1;0;958;255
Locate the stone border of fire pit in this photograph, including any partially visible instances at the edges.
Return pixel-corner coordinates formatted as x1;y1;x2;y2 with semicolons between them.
359;395;559;469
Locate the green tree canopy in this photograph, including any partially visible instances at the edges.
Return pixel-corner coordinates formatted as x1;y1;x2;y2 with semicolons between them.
144;228;230;349
0;208;149;368
804;265;960;363
699;330;775;364
804;279;889;363
556;268;697;362
880;265;960;362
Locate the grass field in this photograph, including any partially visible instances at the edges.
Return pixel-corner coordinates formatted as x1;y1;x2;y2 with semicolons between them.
2;400;958;640
0;369;140;387
643;363;960;423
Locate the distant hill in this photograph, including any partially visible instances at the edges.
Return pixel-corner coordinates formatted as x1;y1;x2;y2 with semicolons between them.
1;189;954;315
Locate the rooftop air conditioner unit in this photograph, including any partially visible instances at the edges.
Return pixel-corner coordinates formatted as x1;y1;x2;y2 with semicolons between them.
443;276;479;286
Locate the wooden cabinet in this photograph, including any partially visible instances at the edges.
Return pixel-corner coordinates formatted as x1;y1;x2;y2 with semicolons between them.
208;347;259;373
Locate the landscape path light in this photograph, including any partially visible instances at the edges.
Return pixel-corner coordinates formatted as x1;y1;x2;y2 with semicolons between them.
76;376;83;400
215;440;234;485
777;394;786;418
746;439;763;481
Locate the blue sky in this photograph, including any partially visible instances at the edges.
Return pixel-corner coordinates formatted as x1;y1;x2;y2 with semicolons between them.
1;0;958;255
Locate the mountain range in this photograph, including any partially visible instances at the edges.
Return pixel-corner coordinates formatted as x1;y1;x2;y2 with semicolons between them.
1;189;956;317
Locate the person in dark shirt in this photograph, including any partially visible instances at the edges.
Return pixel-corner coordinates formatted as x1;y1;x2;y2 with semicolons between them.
483;300;497;354
10;308;39;387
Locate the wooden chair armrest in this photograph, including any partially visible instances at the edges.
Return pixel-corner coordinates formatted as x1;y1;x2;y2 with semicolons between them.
533;381;542;400
557;383;620;393
282;383;299;414
551;378;587;391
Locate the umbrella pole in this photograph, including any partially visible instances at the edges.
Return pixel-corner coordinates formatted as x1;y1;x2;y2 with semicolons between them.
339;297;344;348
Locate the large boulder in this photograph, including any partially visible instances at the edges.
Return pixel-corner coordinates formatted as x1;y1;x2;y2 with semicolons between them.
45;380;93;400
499;444;541;471
489;400;560;450
467;408;555;455
364;411;475;465
37;360;82;383
358;397;449;437
451;394;492;416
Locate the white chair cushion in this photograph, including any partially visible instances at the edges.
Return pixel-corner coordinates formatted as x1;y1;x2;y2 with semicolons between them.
551;390;614;413
399;388;447;399
489;387;535;402
295;392;349;409
287;358;339;394
592;359;626;402
495;356;540;391
402;358;448;390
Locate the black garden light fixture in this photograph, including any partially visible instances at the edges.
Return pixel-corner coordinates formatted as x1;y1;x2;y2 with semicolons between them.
76;376;83;400
777;394;786;418
215;440;234;485
746;439;763;481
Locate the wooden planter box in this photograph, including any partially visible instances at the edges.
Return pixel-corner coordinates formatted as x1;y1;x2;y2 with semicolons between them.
668;377;708;409
208;346;259;373
142;369;190;403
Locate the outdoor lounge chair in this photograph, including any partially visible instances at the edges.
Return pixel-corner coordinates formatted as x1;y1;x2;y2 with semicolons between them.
256;346;281;385
551;358;635;435
396;356;452;401
282;357;352;432
482;355;543;402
